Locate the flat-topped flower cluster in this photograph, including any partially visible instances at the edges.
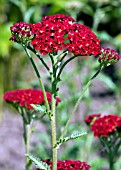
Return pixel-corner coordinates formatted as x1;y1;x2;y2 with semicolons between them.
10;14;101;56
37;159;91;170
85;114;121;137
4;89;61;110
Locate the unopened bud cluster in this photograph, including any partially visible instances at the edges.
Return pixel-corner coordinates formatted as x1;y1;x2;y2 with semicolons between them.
99;48;121;66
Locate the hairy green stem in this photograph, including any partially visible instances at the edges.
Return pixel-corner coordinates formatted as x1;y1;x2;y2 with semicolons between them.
106;140;114;170
23;46;50;114
50;54;58;170
25;47;58;169
27;46;50;72
57;55;77;79
60;67;101;138
60;80;91;139
25;124;31;165
51;95;57;170
100;137;115;170
109;153;114;170
20;107;31;168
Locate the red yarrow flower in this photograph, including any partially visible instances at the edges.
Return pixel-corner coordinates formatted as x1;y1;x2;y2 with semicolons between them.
31;14;75;55
10;14;101;56
90;114;120;137
36;159;91;170
4;89;61;110
98;47;121;66
31;14;101;56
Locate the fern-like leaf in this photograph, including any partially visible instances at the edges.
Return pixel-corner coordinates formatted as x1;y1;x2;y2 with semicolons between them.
25;154;50;170
54;131;87;149
31;104;46;113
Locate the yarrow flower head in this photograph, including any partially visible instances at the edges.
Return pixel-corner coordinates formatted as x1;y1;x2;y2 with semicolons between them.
10;14;101;56
31;14;75;55
98;47;121;67
36;159;91;170
3;89;61;110
86;114;121;137
10;22;33;44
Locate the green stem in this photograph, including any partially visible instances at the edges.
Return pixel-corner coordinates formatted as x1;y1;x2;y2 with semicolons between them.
23;46;50;115
100;137;115;170
108;144;114;170
60;80;91;139
60;68;101;138
51;95;57;170
20;107;31;168
27;46;50;72
113;139;121;155
31;113;46;133
57;55;77;79
56;50;68;63
50;55;58;170
109;153;114;170
25;124;31;165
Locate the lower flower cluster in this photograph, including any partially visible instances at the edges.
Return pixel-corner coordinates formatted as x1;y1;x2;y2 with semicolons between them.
37;159;91;170
85;114;121;137
4;89;61;110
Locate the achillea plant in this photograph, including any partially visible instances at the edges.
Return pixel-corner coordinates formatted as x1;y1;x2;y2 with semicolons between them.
85;114;121;170
4;13;121;170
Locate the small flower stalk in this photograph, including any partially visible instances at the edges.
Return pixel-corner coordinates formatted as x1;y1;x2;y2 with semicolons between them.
3;13;121;170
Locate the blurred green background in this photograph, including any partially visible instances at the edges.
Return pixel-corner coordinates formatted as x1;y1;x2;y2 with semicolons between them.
1;0;121;169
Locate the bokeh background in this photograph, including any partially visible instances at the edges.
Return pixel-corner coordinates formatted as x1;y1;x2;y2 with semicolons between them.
0;0;121;170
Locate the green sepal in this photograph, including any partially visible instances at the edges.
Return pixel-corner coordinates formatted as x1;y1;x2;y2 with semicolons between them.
55;131;87;149
25;154;50;170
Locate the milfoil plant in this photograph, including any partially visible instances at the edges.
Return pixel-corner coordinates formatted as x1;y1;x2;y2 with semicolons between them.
4;14;121;170
85;114;121;170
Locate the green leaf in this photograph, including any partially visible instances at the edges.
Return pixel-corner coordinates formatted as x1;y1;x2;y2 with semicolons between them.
9;0;26;14
25;154;50;170
24;7;36;23
95;31;112;42
31;104;46;113
55;132;87;149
